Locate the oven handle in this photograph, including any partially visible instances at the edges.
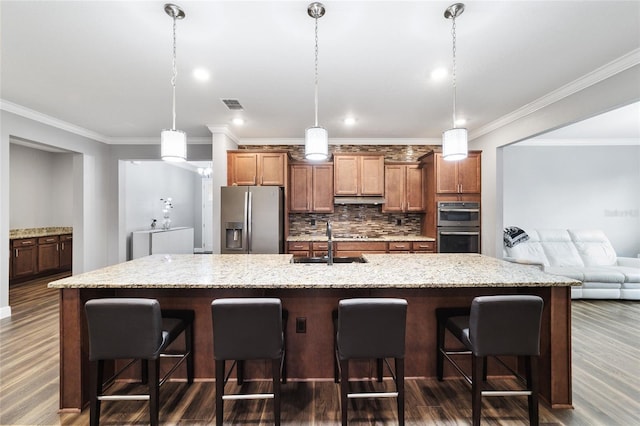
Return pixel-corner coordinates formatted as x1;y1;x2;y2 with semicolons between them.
439;231;480;236
438;208;480;213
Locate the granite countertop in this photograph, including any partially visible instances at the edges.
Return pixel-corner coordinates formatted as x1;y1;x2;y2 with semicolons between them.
10;227;73;239
48;253;579;289
288;235;436;242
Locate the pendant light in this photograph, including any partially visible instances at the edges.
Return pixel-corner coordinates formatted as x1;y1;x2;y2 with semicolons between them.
161;3;187;162
442;3;468;162
305;2;329;161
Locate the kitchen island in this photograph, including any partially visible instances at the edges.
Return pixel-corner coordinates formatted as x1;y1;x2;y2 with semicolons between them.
49;253;578;411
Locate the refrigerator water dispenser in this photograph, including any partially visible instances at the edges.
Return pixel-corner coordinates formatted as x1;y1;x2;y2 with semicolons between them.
225;222;244;250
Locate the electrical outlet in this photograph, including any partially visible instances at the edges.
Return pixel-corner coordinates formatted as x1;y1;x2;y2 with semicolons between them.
396;218;402;226
296;317;307;333
311;219;316;226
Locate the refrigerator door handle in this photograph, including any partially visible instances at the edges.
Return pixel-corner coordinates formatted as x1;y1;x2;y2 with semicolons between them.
247;190;253;253
243;191;250;253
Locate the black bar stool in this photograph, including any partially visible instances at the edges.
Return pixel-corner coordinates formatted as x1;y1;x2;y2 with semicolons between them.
211;298;286;426
334;298;408;426
436;295;544;426
84;298;194;426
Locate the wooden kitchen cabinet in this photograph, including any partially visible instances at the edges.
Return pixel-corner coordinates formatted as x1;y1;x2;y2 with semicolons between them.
420;150;482;239
227;150;288;186
286;241;330;258
334;241;387;257
37;235;60;273
333;154;384;196
287;241;310;257
387;241;412;252
10;238;37;279
289;162;334;213
433;151;481;194
411;241;436;253
59;234;73;270
382;163;424;213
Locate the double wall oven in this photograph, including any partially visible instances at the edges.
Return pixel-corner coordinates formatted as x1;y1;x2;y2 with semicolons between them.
437;201;480;253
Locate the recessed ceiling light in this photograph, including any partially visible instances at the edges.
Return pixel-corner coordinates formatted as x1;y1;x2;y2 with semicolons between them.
430;67;448;81
193;68;210;81
344;117;357;126
455;118;467;126
232;118;245;125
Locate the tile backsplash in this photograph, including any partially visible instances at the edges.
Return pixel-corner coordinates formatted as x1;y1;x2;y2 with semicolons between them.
289;206;422;237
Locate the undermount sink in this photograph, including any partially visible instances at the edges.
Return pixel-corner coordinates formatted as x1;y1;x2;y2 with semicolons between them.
291;256;368;264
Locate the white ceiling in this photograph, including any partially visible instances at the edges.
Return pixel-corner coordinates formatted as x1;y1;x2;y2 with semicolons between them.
1;1;639;142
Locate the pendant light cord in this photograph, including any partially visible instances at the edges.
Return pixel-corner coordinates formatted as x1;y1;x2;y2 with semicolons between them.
314;15;319;127
171;15;178;131
451;14;457;128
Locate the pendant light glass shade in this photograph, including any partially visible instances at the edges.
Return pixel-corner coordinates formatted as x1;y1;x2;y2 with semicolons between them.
161;129;187;162
442;127;468;161
305;126;329;161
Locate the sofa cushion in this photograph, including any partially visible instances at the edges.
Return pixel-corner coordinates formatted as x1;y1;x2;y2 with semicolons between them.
568;229;617;267
537;229;584;267
606;266;640;283
505;230;550;267
580;267;625;284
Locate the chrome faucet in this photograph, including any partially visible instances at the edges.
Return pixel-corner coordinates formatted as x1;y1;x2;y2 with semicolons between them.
326;221;333;266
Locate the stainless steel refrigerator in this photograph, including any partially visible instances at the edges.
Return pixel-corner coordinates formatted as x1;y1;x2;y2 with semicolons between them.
220;186;284;254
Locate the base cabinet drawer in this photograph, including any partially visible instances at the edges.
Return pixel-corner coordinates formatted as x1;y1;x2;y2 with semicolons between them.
287;242;310;257
412;241;436;253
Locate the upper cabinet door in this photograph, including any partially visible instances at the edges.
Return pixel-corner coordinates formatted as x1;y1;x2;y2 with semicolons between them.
360;155;385;195
228;152;258;186
405;164;425;212
259;153;286;186
289;164;313;212
435;155;459;193
312;164;334;212
334;155;359;195
382;164;404;212
457;152;481;193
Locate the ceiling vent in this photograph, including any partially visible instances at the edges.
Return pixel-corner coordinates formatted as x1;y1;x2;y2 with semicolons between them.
221;99;244;110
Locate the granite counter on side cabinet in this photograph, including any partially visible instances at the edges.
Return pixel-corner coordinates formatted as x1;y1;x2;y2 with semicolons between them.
48;254;578;411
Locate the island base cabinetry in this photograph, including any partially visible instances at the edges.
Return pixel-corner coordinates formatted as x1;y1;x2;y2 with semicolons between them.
57;286;572;411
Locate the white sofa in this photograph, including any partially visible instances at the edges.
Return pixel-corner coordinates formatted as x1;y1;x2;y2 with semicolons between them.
504;229;640;300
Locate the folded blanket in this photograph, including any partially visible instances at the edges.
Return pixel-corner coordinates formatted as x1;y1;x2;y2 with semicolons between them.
504;226;529;248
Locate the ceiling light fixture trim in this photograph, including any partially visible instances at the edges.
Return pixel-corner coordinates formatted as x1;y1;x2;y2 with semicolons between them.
442;3;468;162
161;3;187;162
305;2;329;161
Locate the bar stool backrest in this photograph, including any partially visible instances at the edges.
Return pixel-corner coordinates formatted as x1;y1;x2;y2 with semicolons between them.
469;295;544;357
212;298;283;360
337;298;408;360
85;298;164;361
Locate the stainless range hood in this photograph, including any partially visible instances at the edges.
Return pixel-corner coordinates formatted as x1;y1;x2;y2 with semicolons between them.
334;196;386;205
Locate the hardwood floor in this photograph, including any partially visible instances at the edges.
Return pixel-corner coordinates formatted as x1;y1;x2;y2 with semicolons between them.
1;276;639;425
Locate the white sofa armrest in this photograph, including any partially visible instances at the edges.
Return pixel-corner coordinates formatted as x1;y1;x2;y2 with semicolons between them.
503;257;545;270
617;257;640;268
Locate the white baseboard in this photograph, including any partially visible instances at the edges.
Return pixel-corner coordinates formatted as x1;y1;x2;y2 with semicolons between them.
0;306;12;319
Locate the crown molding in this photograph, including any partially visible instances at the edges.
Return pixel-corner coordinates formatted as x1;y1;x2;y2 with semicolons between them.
517;138;639;147
470;49;640;140
1;99;109;143
107;136;211;145
207;125;240;145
